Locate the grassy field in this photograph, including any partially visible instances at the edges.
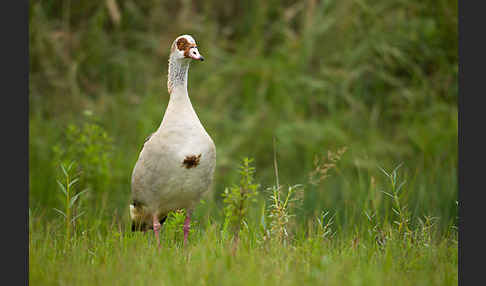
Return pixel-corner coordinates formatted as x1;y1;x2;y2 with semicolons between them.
29;159;457;285
29;0;457;285
30;220;457;286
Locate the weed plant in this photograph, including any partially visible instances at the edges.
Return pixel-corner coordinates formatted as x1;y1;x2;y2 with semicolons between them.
222;157;259;249
53;162;88;246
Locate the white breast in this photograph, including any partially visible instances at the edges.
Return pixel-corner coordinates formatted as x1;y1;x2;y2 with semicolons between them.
131;85;216;217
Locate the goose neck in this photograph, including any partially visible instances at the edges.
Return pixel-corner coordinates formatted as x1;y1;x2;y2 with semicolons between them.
167;55;190;95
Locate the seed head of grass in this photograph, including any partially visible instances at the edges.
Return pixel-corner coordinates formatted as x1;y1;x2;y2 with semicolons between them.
309;147;347;185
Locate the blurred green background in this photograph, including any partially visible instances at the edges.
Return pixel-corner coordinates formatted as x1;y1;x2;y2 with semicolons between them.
29;0;457;231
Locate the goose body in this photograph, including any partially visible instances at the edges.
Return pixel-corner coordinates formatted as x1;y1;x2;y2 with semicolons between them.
130;35;215;245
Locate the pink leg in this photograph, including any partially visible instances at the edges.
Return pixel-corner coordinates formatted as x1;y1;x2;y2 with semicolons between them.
153;214;161;248
183;209;193;246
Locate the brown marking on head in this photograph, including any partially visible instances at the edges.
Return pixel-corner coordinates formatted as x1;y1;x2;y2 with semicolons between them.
174;37;197;58
176;37;190;51
182;154;202;169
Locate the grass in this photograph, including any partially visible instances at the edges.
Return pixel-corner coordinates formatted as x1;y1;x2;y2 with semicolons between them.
29;222;457;286
29;159;457;285
29;0;457;284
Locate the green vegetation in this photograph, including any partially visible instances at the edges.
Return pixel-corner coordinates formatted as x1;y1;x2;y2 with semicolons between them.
29;0;457;285
222;157;259;242
53;161;89;245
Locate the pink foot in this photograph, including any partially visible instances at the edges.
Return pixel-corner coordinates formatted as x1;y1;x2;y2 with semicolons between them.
153;214;161;248
183;209;193;247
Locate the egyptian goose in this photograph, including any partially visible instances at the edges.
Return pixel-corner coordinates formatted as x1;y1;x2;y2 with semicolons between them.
130;35;216;247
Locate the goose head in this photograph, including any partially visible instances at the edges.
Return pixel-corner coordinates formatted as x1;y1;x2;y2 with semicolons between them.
170;35;204;62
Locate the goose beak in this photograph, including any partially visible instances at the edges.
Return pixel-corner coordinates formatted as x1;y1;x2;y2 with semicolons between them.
189;47;204;61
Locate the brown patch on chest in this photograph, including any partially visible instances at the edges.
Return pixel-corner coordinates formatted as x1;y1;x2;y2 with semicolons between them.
175;37;197;58
182;154;202;169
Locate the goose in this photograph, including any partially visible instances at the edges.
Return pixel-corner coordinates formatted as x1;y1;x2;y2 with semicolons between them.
130;35;216;247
